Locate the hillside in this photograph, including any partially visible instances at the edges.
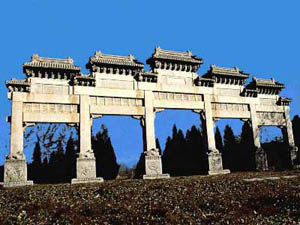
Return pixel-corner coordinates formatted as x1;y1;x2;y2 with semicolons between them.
0;171;300;225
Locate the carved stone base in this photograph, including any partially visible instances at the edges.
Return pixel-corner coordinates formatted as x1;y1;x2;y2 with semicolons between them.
255;147;268;171
143;174;170;179
4;159;33;188
71;177;104;184
208;151;230;175
144;154;169;179
290;146;298;168
71;157;103;184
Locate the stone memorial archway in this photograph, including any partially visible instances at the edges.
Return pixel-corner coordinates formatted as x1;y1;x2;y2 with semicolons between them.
4;47;298;187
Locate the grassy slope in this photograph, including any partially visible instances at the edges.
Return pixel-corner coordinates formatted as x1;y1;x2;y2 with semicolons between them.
0;171;300;225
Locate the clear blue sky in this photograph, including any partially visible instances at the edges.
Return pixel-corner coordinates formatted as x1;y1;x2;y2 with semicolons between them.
0;1;299;166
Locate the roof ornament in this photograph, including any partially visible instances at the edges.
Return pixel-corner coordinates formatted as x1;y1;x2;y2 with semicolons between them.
128;54;135;61
234;66;239;72
31;54;39;62
187;50;192;57
94;51;102;59
67;57;73;64
154;46;161;56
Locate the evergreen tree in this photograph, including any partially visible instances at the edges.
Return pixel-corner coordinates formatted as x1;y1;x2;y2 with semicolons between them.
42;157;48;167
93;124;120;180
215;126;224;153
162;136;172;174
239;122;256;171
32;141;42;167
185;125;208;174
156;138;162;156
56;140;65;163
64;135;77;180
223;124;237;170
30;141;42;182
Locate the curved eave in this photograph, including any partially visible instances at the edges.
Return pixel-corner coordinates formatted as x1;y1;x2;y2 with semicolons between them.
23;63;81;71
146;56;203;65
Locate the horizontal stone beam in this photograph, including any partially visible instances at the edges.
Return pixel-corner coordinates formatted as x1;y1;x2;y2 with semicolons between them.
90;105;144;116
74;86;144;99
153;100;204;110
23;113;79;123
212;111;251;119
12;92;79;104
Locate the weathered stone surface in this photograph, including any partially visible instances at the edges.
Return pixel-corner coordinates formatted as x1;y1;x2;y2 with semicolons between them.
4;48;299;186
143;151;170;179
71;157;103;184
255;147;268;171
208;151;230;175
4;159;33;187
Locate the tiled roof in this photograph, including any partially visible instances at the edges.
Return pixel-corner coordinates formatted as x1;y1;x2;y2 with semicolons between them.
5;79;30;87
23;54;81;70
253;77;285;88
209;65;249;78
146;47;203;64
88;51;144;68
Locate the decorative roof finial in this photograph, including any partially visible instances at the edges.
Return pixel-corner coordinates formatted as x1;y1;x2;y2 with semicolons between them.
31;54;39;62
187;50;192;57
67;57;73;64
95;51;102;58
128;54;135;61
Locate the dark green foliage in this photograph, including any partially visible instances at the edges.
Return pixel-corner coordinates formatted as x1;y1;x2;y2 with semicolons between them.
223;125;237;170
64;135;77;180
29;124;119;183
263;137;291;170
215;126;224;153
30;141;42;182
239;122;256;171
92;124;120;180
162;124;208;176
134;153;145;179
222;123;256;171
156;138;162;156
32;141;42;167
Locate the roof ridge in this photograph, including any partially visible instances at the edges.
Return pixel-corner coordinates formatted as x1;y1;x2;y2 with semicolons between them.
31;54;74;64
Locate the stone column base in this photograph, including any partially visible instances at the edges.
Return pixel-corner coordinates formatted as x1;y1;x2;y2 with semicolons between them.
255;147;268;171
4;159;33;188
290;146;298;168
208;151;230;175
71;157;103;184
143;154;169;180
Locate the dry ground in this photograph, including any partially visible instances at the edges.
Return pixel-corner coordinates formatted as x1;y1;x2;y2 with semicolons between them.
0;171;300;225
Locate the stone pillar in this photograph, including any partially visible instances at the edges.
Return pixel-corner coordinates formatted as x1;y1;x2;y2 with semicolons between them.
4;98;33;187
282;106;298;167
141;91;169;179
201;95;230;175
249;104;268;171
71;95;103;184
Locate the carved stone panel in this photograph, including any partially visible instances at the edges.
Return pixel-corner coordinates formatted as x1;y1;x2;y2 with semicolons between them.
256;112;286;126
145;155;163;175
153;91;203;102
34;84;69;95
90;96;144;107
24;103;78;114
212;103;249;112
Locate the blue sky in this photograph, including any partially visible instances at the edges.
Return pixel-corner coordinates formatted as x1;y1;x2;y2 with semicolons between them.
0;1;299;166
